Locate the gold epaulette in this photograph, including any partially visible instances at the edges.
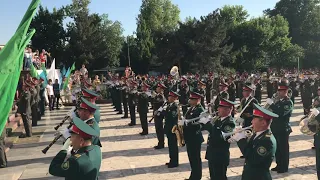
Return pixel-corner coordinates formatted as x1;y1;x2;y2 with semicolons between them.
73;154;82;159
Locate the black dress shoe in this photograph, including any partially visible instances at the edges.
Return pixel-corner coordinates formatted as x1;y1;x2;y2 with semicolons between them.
121;116;129;119
139;132;148;135
312;146;316;149
165;162;170;165
271;167;278;171
154;145;164;149
117;112;123;114
168;164;178;168
240;155;244;158
128;123;136;126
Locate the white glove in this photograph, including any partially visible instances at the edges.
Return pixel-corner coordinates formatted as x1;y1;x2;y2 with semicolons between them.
61;138;71;151
235;117;244;124
61;127;71;140
230;131;246;142
145;91;152;97
266;98;274;105
178;117;185;126
199;117;210;124
158;107;164;112
311;108;320;116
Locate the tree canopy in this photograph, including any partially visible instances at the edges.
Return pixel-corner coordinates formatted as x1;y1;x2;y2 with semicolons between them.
29;0;317;74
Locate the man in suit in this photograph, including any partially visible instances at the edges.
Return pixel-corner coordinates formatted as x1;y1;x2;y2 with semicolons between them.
49;117;101;179
200;98;236;180
164;91;180;168
232;103;277;180
181;91;205;180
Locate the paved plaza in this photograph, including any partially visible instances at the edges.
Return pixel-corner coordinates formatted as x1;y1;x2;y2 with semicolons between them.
0;95;318;180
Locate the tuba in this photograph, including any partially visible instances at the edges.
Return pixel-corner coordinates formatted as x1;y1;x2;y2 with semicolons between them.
172;103;185;147
299;109;320;136
170;66;179;80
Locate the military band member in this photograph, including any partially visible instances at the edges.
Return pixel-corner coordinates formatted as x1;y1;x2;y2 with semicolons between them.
301;79;313;115
49;117;102;179
205;73;214;104
306;104;320;179
138;83;150;135
179;76;189;115
152;83;167;149
266;77;273;98
239;85;258;128
181;91;205;180
121;79;129;118
311;96;320;150
200;98;236;180
254;78;262;104
232;104;278;180
17;82;32;137
164;91;180;168
128;81;138;126
0;125;7;168
195;81;206;108
81;88;101;124
268;81;293;173
29;79;38;126
213;82;229;112
227;77;236;102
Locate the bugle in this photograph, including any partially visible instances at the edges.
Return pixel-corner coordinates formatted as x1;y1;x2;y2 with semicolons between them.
222;125;253;142
42;123;73;154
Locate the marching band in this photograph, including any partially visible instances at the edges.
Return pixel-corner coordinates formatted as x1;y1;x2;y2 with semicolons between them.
40;66;320;180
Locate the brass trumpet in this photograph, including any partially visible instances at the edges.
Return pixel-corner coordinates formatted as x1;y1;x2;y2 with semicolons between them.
222;125;253;142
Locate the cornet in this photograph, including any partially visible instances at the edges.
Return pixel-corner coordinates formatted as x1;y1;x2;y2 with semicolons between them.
222;125;253;142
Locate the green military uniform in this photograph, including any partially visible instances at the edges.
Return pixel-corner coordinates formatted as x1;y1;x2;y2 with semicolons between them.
183;92;205;180
205;77;214;104
213;91;229;112
128;86;137;125
237;104;277;180
17;87;32;137
239;95;258;127
164;91;180;167
269;82;293;173
49;117;102;180
312;96;320;179
178;78;189;115
152;85;166;148
81;88;101;124
137;89;150;135
202;99;236;180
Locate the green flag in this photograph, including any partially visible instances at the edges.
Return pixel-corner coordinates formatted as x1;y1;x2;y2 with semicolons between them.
30;63;39;79
70;62;76;72
0;0;40;135
63;62;76;90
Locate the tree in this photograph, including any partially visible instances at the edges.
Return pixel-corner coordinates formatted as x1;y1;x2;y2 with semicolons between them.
231;15;304;71
136;0;180;73
30;5;66;63
64;0;123;70
265;0;320;68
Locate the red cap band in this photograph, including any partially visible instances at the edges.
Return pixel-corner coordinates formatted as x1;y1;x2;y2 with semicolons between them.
278;86;288;90
80;102;96;113
70;125;92;139
253;109;273;121
219;100;233;107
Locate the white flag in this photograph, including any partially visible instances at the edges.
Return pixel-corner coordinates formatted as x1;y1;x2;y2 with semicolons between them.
47;58;56;81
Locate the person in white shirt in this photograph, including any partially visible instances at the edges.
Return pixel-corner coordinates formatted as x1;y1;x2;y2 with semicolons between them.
46;79;55;111
80;64;88;76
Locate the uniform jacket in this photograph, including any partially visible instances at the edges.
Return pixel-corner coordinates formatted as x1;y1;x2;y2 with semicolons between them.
164;102;178;134
49;145;102;180
202;115;235;164
183;104;204;144
269;96;293;134
237;129;276;180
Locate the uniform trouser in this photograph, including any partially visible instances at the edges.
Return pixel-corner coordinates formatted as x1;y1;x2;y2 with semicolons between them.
182;105;188;116
0;130;7;167
208;161;227;180
186;143;202;180
206;94;211;104
291;96;295;105
54;93;60;108
167;133;178;165
31;104;38;126
123;101;128;117
154;116;164;146
273;132;290;172
129;105;136;124
255;95;262;104
21;114;32;137
139;112;148;133
37;102;42;120
316;147;320;180
39;99;45;115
